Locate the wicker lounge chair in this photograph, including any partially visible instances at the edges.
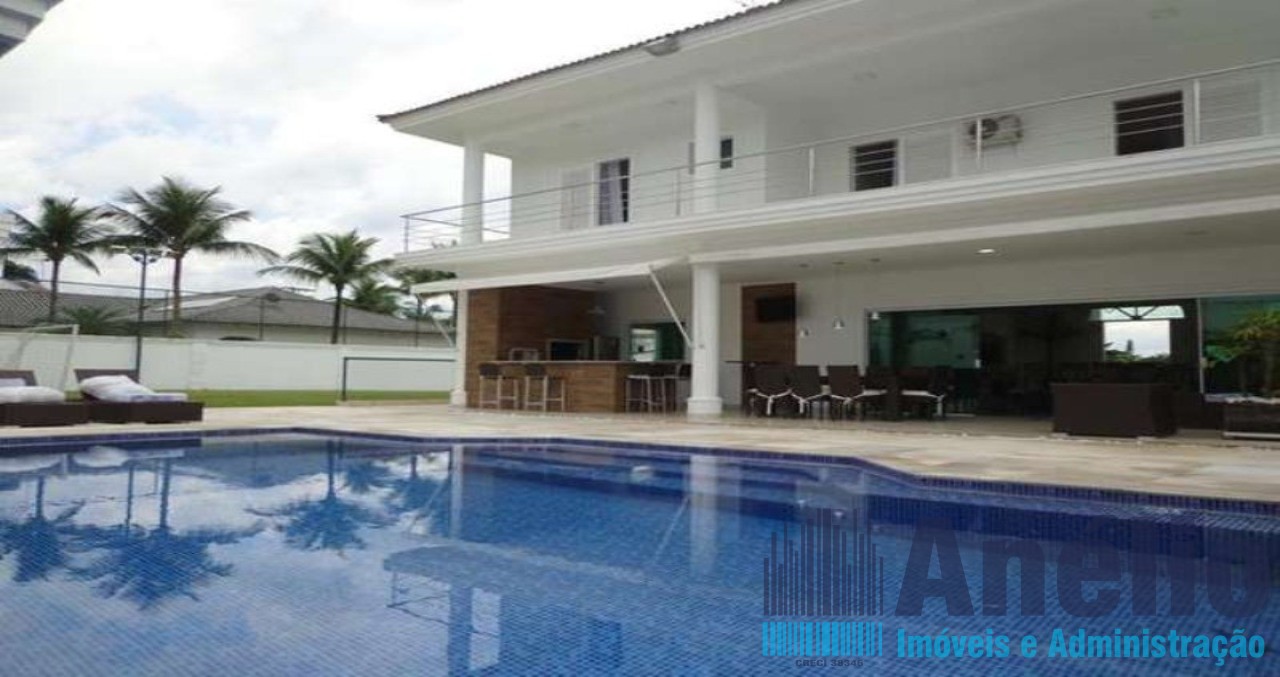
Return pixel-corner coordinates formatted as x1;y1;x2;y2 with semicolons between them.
0;370;89;427
74;369;204;424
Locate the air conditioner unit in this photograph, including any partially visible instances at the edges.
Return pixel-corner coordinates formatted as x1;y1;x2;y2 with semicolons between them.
965;114;1023;148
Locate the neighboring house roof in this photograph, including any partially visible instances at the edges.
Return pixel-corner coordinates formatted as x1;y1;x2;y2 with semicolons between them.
377;0;796;124
0;289;133;327
0;286;450;335
141;287;448;334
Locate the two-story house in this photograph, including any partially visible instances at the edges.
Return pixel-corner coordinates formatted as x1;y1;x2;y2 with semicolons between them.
0;0;61;57
385;0;1280;420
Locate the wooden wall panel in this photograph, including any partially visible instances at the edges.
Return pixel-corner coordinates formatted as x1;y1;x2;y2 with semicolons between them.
741;283;796;365
464;285;597;406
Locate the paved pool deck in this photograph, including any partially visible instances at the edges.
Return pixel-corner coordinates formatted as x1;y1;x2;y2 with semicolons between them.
2;404;1277;503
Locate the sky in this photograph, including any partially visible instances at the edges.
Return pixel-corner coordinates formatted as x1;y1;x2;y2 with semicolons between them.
0;0;750;298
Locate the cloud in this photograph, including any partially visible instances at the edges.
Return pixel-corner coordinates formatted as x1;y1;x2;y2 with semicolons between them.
0;0;740;295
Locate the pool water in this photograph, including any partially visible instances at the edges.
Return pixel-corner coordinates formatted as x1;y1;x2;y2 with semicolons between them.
0;431;1275;675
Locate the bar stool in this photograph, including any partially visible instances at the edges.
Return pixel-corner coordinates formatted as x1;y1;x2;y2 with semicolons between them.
660;363;690;412
522;363;566;412
626;363;667;413
477;363;519;409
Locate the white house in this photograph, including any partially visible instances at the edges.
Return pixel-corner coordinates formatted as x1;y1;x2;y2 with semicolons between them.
0;0;60;57
384;0;1280;421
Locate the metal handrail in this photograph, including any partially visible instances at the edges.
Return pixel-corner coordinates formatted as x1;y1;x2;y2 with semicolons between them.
402;58;1280;249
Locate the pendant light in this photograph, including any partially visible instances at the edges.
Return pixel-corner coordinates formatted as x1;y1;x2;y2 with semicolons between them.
831;261;847;331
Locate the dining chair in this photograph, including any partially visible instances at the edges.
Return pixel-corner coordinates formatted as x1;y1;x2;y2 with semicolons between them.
788;365;828;419
747;364;791;417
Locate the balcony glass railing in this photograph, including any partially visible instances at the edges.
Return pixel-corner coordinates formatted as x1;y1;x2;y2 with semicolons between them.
401;60;1280;252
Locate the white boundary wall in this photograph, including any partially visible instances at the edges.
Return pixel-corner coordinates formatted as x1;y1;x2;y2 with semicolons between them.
0;333;456;392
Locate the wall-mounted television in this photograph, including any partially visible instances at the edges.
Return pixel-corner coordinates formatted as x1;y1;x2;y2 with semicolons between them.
755;296;796;323
546;339;587;361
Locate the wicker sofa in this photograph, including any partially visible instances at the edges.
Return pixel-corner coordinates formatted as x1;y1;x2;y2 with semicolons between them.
1222;399;1280;440
1051;382;1177;437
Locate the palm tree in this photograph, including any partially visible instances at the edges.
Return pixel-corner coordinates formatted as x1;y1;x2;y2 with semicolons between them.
4;197;113;321
346;278;401;316
2;259;39;283
393;267;456;347
57;306;132;336
74;459;261;609
260;231;392;344
247;444;391;553
393;267;456;322
383;454;443;517
343;460;392;495
0;470;88;583
109;177;278;332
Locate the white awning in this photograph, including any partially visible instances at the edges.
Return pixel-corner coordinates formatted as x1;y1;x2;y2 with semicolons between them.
410;258;685;295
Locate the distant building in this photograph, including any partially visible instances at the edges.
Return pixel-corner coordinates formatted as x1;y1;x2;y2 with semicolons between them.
0;0;61;57
0;285;453;347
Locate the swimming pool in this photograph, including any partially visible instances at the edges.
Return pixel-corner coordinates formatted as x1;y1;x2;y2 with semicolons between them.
0;429;1275;675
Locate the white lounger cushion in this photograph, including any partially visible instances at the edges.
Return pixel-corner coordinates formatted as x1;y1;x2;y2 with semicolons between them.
0;386;66;404
79;375;188;403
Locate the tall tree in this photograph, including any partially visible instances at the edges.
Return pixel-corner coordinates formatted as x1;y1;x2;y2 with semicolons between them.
346;278;401;316
4;197;113;321
2;259;39;283
109;177;277;332
260;231;391;344
57;305;133;336
0;473;87;583
393;267;456;347
74;459;260;609
247;444;391;553
393;267;456;320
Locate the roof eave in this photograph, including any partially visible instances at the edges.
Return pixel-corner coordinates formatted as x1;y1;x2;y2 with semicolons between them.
375;0;805;134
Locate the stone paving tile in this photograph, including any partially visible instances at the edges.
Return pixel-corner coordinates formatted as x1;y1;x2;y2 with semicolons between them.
1;404;1277;502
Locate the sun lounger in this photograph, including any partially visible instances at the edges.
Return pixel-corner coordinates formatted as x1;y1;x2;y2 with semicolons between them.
0;370;90;427
74;369;204;424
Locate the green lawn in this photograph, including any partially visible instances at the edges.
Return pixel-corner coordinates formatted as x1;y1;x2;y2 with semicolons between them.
186;390;450;408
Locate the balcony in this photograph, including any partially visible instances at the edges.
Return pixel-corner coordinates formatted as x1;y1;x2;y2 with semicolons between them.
400;60;1280;254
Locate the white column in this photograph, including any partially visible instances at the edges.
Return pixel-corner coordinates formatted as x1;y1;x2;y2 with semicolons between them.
460;141;485;245
450;290;469;406
687;262;723;417
449;443;465;537
689;455;719;577
693;83;721;215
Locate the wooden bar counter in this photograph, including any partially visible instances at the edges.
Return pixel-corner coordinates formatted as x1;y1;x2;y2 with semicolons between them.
486;361;665;413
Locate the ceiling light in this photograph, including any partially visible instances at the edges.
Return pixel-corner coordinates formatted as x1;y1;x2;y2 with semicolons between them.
977;248;997;255
798;327;811;338
832;317;847;331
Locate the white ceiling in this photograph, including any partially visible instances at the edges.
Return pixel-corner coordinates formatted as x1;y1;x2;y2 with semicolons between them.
565;206;1280;293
